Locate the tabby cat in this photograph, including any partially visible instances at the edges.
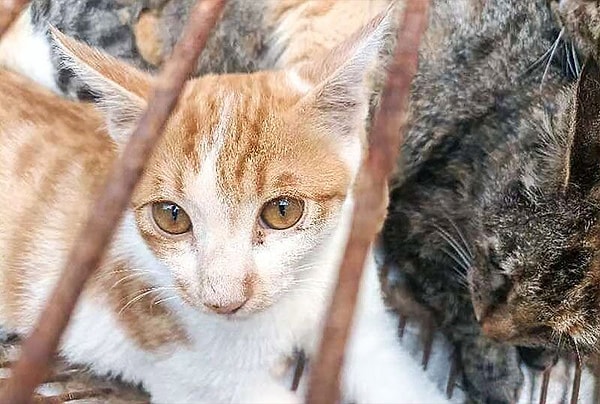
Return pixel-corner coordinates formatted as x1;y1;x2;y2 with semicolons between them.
384;0;593;402
0;10;447;404
6;0;598;402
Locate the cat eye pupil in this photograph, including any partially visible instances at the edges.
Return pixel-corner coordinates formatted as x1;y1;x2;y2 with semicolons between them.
151;201;192;235
278;200;288;216
260;197;304;230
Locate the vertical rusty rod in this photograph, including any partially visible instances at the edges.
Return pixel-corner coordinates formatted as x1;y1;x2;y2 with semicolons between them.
571;359;582;404
421;319;434;370
539;367;552;404
0;0;226;402
305;2;431;403
291;351;307;392
446;351;460;399
398;316;407;339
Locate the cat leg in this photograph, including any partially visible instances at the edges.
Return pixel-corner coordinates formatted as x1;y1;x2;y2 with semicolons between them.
340;254;449;404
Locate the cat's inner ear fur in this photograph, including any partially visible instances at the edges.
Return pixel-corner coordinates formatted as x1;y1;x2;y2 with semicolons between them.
49;27;151;144
565;58;600;193
293;5;397;145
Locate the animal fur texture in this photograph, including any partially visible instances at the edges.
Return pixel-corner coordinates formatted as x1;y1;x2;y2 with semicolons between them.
0;9;448;404
7;0;600;403
471;0;600;360
382;0;594;402
0;0;392;99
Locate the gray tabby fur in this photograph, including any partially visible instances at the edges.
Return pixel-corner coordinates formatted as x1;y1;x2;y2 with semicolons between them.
24;0;597;403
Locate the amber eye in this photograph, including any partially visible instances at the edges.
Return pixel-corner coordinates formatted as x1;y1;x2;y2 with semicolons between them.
260;197;304;230
151;201;192;235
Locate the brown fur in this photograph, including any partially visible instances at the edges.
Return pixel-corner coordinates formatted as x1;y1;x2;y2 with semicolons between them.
0;68;187;349
0;7;390;353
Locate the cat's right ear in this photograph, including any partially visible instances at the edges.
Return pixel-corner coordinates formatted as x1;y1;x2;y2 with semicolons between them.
49;27;152;146
292;5;398;148
565;58;600;193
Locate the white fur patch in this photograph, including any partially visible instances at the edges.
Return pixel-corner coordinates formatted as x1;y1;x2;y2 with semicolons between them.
286;70;313;94
0;6;59;93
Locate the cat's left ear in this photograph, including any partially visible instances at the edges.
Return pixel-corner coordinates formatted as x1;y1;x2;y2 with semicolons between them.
293;5;398;145
565;58;600;193
49;27;152;146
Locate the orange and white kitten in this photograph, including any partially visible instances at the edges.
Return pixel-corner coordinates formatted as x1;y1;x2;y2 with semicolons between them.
0;11;446;404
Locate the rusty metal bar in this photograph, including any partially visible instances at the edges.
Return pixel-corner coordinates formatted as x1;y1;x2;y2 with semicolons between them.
421;318;434;370
0;0;28;37
305;2;431;403
571;359;582;404
0;0;226;402
291;351;306;392
445;351;460;399
398;315;407;339
539;367;551;404
32;389;113;404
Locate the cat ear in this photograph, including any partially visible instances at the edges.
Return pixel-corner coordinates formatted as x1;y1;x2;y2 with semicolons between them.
49;27;152;145
293;5;397;144
565;58;600;193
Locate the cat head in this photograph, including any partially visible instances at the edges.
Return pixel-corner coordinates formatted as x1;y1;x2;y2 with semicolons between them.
50;9;396;318
470;59;600;352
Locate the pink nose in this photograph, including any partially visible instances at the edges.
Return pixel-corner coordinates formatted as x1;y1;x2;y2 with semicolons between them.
204;299;247;315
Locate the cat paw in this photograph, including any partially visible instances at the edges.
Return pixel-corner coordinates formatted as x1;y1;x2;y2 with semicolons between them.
459;337;523;404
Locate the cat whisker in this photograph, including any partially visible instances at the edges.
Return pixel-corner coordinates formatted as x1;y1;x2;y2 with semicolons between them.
571;41;581;77
440;247;469;273
563;41;576;79
449;265;469;287
434;225;473;270
119;287;178;314
524;42;555;76
443;214;474;258
153;295;179;306
540;28;565;91
110;271;150;289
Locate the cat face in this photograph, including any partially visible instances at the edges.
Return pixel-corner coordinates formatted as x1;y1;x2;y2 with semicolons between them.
50;9;394;318
470;60;600;352
131;78;354;316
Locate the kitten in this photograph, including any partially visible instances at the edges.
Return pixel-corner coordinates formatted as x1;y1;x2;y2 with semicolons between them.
0;10;447;404
382;0;580;402
0;0;392;99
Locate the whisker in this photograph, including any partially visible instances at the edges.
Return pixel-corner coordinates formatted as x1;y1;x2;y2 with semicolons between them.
434;226;472;269
119;287;177;314
540;28;564;91
110;272;148;289
571;41;581;77
564;41;576;78
524;44;555;75
444;215;473;258
153;296;179;306
440;247;469;272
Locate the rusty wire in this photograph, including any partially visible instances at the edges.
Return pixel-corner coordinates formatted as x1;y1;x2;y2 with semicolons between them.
0;0;226;402
0;0;596;403
0;0;28;37
305;2;431;403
